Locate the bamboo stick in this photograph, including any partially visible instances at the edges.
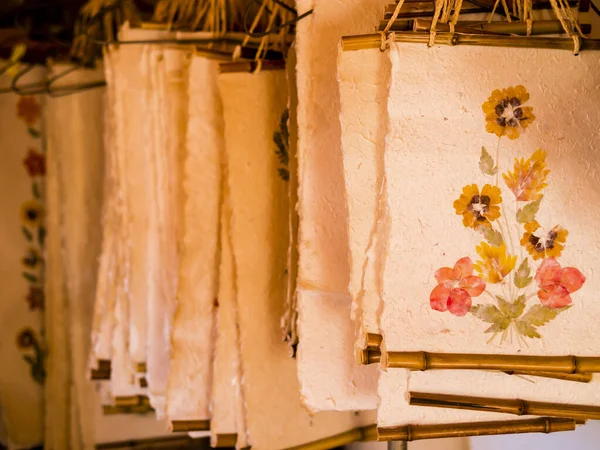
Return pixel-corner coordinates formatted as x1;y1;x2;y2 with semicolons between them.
135;362;147;373
283;425;377;450
409;392;600;420
357;348;382;365
341;32;600;51
219;60;286;73
170;420;211;432
90;369;111;380
114;395;149;407
363;333;384;350
407;19;592;35
214;434;238;447
382;351;600;373
384;0;578;16
377;417;576;441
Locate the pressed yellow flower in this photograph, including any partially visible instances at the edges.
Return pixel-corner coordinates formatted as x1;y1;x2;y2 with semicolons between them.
453;184;502;229
474;242;517;283
20;200;44;227
521;220;568;260
482;85;535;140
503;149;549;202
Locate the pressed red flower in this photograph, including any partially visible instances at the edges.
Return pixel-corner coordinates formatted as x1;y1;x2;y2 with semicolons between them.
535;257;586;309
26;286;44;310
23;149;45;176
430;257;486;316
16;96;41;127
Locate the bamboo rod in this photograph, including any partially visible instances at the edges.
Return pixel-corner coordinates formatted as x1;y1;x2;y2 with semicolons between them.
90;369;111;380
407;19;592;35
377;418;576;441
409;392;600;420
214;434;238;447
384;0;578;16
114;395;150;407
284;425;377;450
135;362;147;373
219;60;286;73
382;351;600;373
363;333;384;350
505;371;593;383
97;359;111;371
170;420;211;432
357;348;382;365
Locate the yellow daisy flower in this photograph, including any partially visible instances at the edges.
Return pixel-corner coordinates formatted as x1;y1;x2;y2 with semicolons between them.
453;184;502;229
20;200;44;227
521;220;568;260
482;85;535;140
474;242;517;283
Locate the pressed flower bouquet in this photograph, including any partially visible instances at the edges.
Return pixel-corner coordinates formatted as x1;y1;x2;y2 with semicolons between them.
429;85;586;345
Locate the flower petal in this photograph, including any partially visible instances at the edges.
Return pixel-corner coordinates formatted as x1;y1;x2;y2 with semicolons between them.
538;287;572;309
453;257;473;279
430;284;450;312
535;257;562;288
560;267;586;294
434;267;455;284
447;289;472;316
459;276;486;297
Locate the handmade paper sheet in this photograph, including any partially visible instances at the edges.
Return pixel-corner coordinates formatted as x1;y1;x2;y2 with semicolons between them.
166;54;221;423
294;0;387;412
378;43;600;427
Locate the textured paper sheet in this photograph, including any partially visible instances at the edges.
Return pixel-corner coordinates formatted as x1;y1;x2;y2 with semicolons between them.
220;70;372;450
338;46;391;346
294;0;387;412
166;54;221;422
44;64;106;449
210;194;245;445
145;46;187;416
378;43;600;427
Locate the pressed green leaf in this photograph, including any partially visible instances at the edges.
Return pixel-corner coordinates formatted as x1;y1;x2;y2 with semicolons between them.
479;147;498;176
32;182;40;199
22;272;38;283
495;296;511;316
482;227;504;246
21;226;33;242
514;258;533;288
512;295;527;319
471;304;505;323
22;354;36;365
521;304;571;327
496;295;527;319
515;320;541;338
516;198;542;224
484;318;511;333
38;227;46;246
27;128;41;138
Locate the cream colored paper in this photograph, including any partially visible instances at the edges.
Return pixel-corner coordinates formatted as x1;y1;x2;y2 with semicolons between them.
167;54;221;422
44;64;106;449
294;0;387;412
338;46;390;347
145;46;187;416
220;70;372;450
378;43;600;427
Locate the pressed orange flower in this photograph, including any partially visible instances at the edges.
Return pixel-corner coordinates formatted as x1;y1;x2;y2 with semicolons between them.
521;220;568;260
453;184;502;229
473;242;517;283
482;85;535;140
20;200;44;227
502;149;549;202
16;96;41;127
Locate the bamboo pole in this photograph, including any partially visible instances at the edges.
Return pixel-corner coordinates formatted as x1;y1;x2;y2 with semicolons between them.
363;333;384;349
409;392;600;420
407;19;592;35
342;32;600;51
170;420;211;432
377;418;576;441
283;425;377;450
214;434;238;447
382;351;600;373
506;371;593;383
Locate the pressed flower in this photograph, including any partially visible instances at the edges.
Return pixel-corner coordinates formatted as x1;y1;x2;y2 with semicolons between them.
26;286;44;310
473;242;517;283
503;149;549;202
20;200;44;227
22;247;42;269
23;149;45;176
16;328;36;349
535;258;585;308
16;96;41;127
430;257;486;316
482;85;535;140
453;184;502;229
521;220;568;260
